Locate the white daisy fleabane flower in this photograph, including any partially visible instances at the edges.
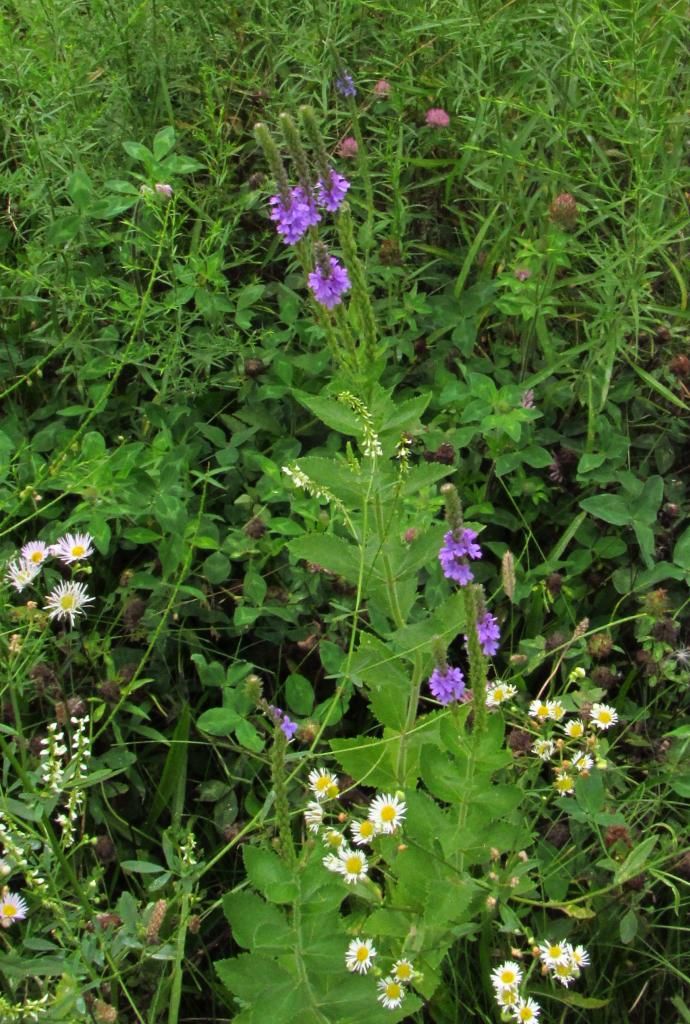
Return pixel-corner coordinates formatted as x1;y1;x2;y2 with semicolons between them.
308;768;339;801
391;958;415;983
322;828;345;850
529;699;550;721
512;996;541;1023
21;541;51;567
51;532;94;565
491;961;523;991
322;853;341;873
0;891;28;927
553;772;575;795
539;940;570;968
567;943;590;968
345;937;376;974
304;801;323;833
590;703;618;730
44;581;95;628
547;699;566;721
377;977;405;1010
5;559;41;592
337;847;368;884
350;818;377;845
486;682;517;707
495;987;520;1009
564;718;586;739
572;751;594;773
532;738;555;760
553;961;578;986
368;793;406;834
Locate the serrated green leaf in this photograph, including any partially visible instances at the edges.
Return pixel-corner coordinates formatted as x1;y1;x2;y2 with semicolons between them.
243;846;298;903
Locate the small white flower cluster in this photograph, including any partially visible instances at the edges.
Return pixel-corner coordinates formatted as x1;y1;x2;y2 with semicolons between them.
0;992;50;1022
344;938;416;1010
282;464;340;507
304;771;407;885
491;941;590;1022
338;392;383;458
529;696;618;797
0;813;47;891
5;533;95;628
43;716;91;846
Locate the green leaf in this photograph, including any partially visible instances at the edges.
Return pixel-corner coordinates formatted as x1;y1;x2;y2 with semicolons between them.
613;835;658;885
120;860;165;873
288;534;362;584
293;392;362;437
673;527;690;570
235;719;265;753
215;954;302;1023
243;846;298;903
619;908;638;944
123;140;153;164
153;126;176;161
579;493;631;526
203;551;231;583
285;674;314;715
196;707;241;736
222;892;292;952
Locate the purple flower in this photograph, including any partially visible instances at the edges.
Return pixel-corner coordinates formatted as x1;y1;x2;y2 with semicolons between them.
428;665;465;705
438;528;482;585
335;72;356;98
520;388;535;409
308;255;351;309
425;107;450;127
316;169;350;212
337;136;358;158
475;611;500;657
269;705;298;742
268;186;321;244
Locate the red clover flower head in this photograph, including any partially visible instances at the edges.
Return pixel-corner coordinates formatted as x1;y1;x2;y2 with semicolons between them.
316;169;351;212
374;79;391;98
268;185;321;244
308;253;351;309
428;665;465;705
425;107;450;127
337;136;359;159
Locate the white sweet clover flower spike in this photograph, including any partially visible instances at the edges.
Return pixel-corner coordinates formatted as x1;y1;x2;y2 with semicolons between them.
490;961;523;991
589;703;618;730
5;559;41;592
344;937;376;974
51;532;94;564
44;581;95;628
377;977;405;1010
368;793;406;834
20;541;51;567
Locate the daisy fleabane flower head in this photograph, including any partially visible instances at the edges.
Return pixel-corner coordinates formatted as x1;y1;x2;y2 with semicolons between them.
495;986;520;1009
529;699;551;722
564;718;586;739
322;828;345;850
391;958;415;983
538;940;570;968
0;889;28;928
589;703;618;730
513;996;541;1022
532;738;555;760
368;792;406;834
5;559;41;593
345;937;376;974
566;943;590;969
571;751;593;774
350;818;377;846
44;581;95;628
491;961;523;991
308;767;340;801
547;699;566;721
486;682;517;707
337;846;368;884
552;960;577;986
21;541;51;567
377;977;405;1010
553;771;575;795
51;532;94;564
304;801;323;833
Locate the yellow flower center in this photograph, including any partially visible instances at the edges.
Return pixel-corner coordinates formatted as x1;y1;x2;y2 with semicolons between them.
30;552;43;564
59;595;76;611
518;1010;533;1022
494;688;505;701
500;970;516;985
359;820;375;837
325;783;339;799
356;946;369;962
386;983;401;1000
71;545;85;557
536;705;549;717
315;776;332;792
326;832;342;847
598;710;611;723
380;804;396;823
395;963;412;980
570;723;583;736
345;855;363;873
549;945;562;958
2;904;16;917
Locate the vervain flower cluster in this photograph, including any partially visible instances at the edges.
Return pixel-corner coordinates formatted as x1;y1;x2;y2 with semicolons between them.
268;172;350;248
5;532;96;628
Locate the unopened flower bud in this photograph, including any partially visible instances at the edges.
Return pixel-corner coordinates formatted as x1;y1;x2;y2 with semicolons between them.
155;182;173;199
501;550;516;602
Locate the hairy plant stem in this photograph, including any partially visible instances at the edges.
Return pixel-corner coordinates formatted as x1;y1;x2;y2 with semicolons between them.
272;729;297;866
463;584;488;735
